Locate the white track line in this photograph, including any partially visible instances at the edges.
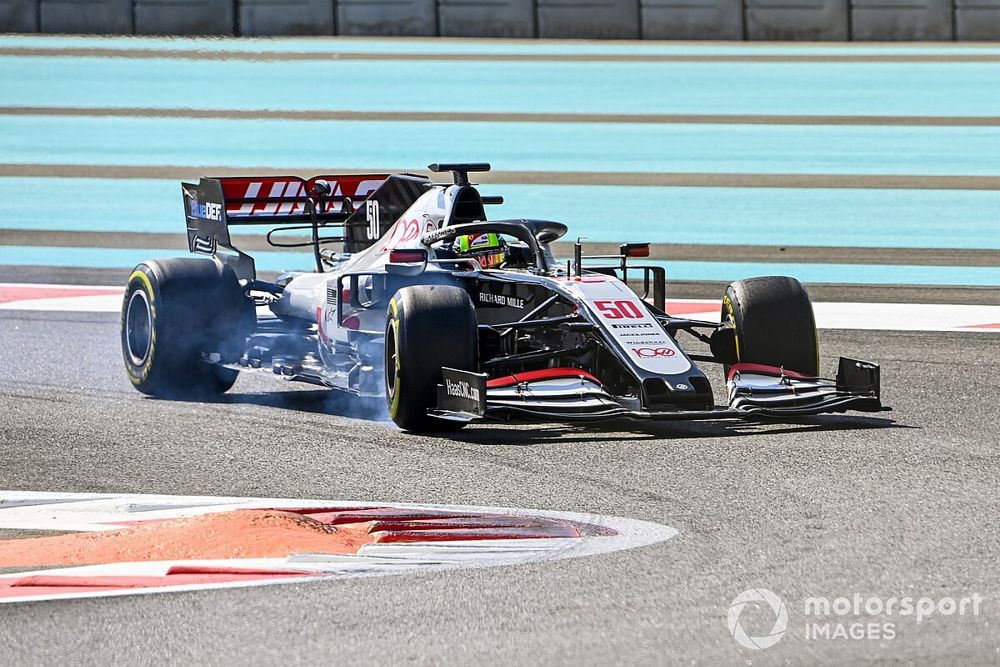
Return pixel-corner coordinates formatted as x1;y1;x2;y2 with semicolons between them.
1;284;998;332
666;298;1000;332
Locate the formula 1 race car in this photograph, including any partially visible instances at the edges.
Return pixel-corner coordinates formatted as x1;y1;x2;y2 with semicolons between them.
120;163;884;432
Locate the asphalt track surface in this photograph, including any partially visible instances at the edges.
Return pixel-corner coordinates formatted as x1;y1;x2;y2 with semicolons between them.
1;303;998;665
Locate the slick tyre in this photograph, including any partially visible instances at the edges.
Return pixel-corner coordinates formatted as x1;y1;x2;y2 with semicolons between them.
384;285;477;432
721;276;819;376
121;258;254;398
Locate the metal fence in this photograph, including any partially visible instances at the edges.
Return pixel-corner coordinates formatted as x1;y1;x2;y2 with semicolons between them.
2;0;998;39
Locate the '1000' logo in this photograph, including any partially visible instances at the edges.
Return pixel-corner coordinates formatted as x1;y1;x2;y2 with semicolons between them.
633;347;676;358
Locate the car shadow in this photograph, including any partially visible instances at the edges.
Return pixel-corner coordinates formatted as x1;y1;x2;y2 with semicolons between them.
447;413;903;446
229;390;391;422
152;388;392;423
152;389;904;445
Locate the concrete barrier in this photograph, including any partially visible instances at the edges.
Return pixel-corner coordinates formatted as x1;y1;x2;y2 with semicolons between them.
40;0;132;33
955;0;1000;39
640;0;742;39
240;0;334;35
1;0;38;31
134;0;234;34
336;0;436;35
745;0;848;39
537;0;640;38
11;0;1000;41
851;0;952;39
438;0;534;37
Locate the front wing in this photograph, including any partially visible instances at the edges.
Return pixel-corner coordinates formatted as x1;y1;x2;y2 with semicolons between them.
430;358;885;423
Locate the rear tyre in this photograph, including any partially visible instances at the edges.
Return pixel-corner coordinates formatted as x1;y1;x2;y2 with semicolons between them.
721;276;819;376
121;258;254;398
384;285;477;432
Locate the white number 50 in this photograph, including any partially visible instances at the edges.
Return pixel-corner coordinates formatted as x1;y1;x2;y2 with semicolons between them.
365;200;380;239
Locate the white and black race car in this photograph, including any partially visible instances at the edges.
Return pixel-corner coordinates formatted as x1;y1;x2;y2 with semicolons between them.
120;163;884;432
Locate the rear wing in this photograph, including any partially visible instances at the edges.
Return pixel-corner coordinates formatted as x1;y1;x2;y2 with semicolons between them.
182;173;430;279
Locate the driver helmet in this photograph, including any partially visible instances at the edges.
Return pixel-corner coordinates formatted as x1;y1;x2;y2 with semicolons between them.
454;232;507;269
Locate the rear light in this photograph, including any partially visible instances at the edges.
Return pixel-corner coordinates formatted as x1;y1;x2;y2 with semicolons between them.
389;248;428;263
621;243;650;258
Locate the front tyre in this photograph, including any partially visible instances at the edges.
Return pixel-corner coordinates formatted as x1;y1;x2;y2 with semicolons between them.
121;258;253;398
385;285;477;432
721;276;819;376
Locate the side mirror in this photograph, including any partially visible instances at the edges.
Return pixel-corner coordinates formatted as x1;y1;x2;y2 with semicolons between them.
621;243;650;258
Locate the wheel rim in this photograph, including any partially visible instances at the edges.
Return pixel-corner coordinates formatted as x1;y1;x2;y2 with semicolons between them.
384;321;397;400
722;296;740;363
125;289;153;366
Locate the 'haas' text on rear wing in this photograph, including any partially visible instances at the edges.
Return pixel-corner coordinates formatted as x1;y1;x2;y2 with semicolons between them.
182;173;430;279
